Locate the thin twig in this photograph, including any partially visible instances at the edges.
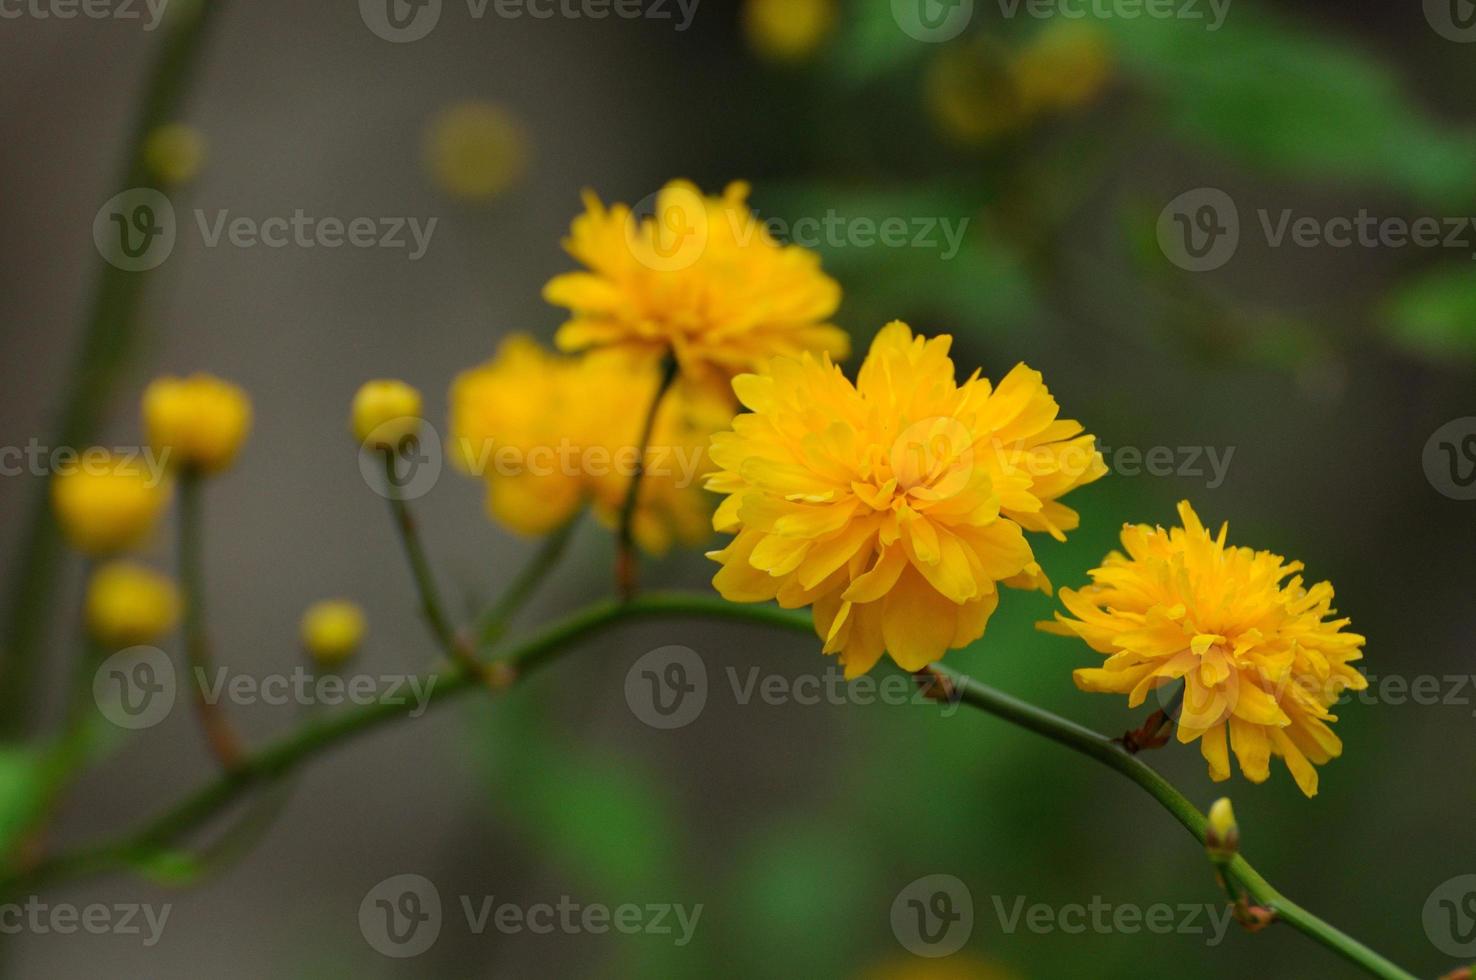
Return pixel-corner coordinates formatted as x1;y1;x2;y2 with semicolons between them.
615;354;678;601
476;514;579;650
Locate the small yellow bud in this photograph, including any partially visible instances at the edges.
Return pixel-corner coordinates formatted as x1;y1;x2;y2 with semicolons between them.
143;122;207;187
142;373;252;474
300;599;366;666
1013;23;1113;114
423;102;529;203
1206;797;1239;858
86;561;181;648
351;380;423;451
51;452;171;555
743;0;836;63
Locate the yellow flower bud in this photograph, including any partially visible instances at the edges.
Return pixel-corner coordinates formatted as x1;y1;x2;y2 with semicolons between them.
351;380;424;451
85;561;181;648
1013;23;1112;114
51;452;170;555
424;101;529;203
300;599;366;666
143;122;206;187
142;373;252;474
743;0;836;63
1206;797;1239;858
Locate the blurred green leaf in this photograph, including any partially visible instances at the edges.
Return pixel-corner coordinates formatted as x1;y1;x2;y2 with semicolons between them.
1380;265;1476;359
0;747;47;873
1109;13;1476;202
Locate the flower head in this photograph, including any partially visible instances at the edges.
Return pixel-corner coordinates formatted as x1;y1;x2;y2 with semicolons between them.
86;561;180;647
423;101;529;202
707;321;1105;677
743;0;837;62
300;599;366;666
143;373;252;474
1040;501;1368;797
52;452;171;555
449;335;729;554
543;180;848;384
352;379;423;451
143;122;206;187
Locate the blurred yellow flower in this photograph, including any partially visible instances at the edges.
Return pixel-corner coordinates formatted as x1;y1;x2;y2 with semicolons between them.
925;36;1028;146
300;599;367;665
1013;22;1112;113
1041;501;1368;798
543;180;848;385
351;379;423;451
424;101;529;202
743;0;836;62
86;561;180;648
142;373;252;474
52;452;170;555
707;321;1105;676
143;122;206;187
449;334;729;554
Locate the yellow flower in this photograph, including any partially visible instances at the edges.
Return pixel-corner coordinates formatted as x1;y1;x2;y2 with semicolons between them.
1206;796;1239;857
743;0;836;62
449;334;729;554
543;180;848;385
1013;22;1112;113
86;561;180;647
351;379;423;451
143;373;252;474
423;101;529;202
1040;501;1368;798
143;122;206;186
707;321;1105;677
52;452;171;555
925;36;1029;146
300;599;366;665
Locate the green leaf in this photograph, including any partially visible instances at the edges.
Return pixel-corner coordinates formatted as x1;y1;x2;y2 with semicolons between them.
1380;266;1476;360
1109;12;1476;203
0;747;48;874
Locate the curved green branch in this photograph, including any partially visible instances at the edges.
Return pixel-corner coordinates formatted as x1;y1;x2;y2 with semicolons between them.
4;593;1416;980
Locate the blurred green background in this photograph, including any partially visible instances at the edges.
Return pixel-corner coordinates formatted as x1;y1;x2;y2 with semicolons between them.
1;0;1474;976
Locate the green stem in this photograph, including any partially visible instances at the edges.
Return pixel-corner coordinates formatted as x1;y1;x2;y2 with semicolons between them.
615;354;678;600
476;515;580;650
381;449;458;654
3;593;1417;979
0;0;226;737
178;470;244;769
